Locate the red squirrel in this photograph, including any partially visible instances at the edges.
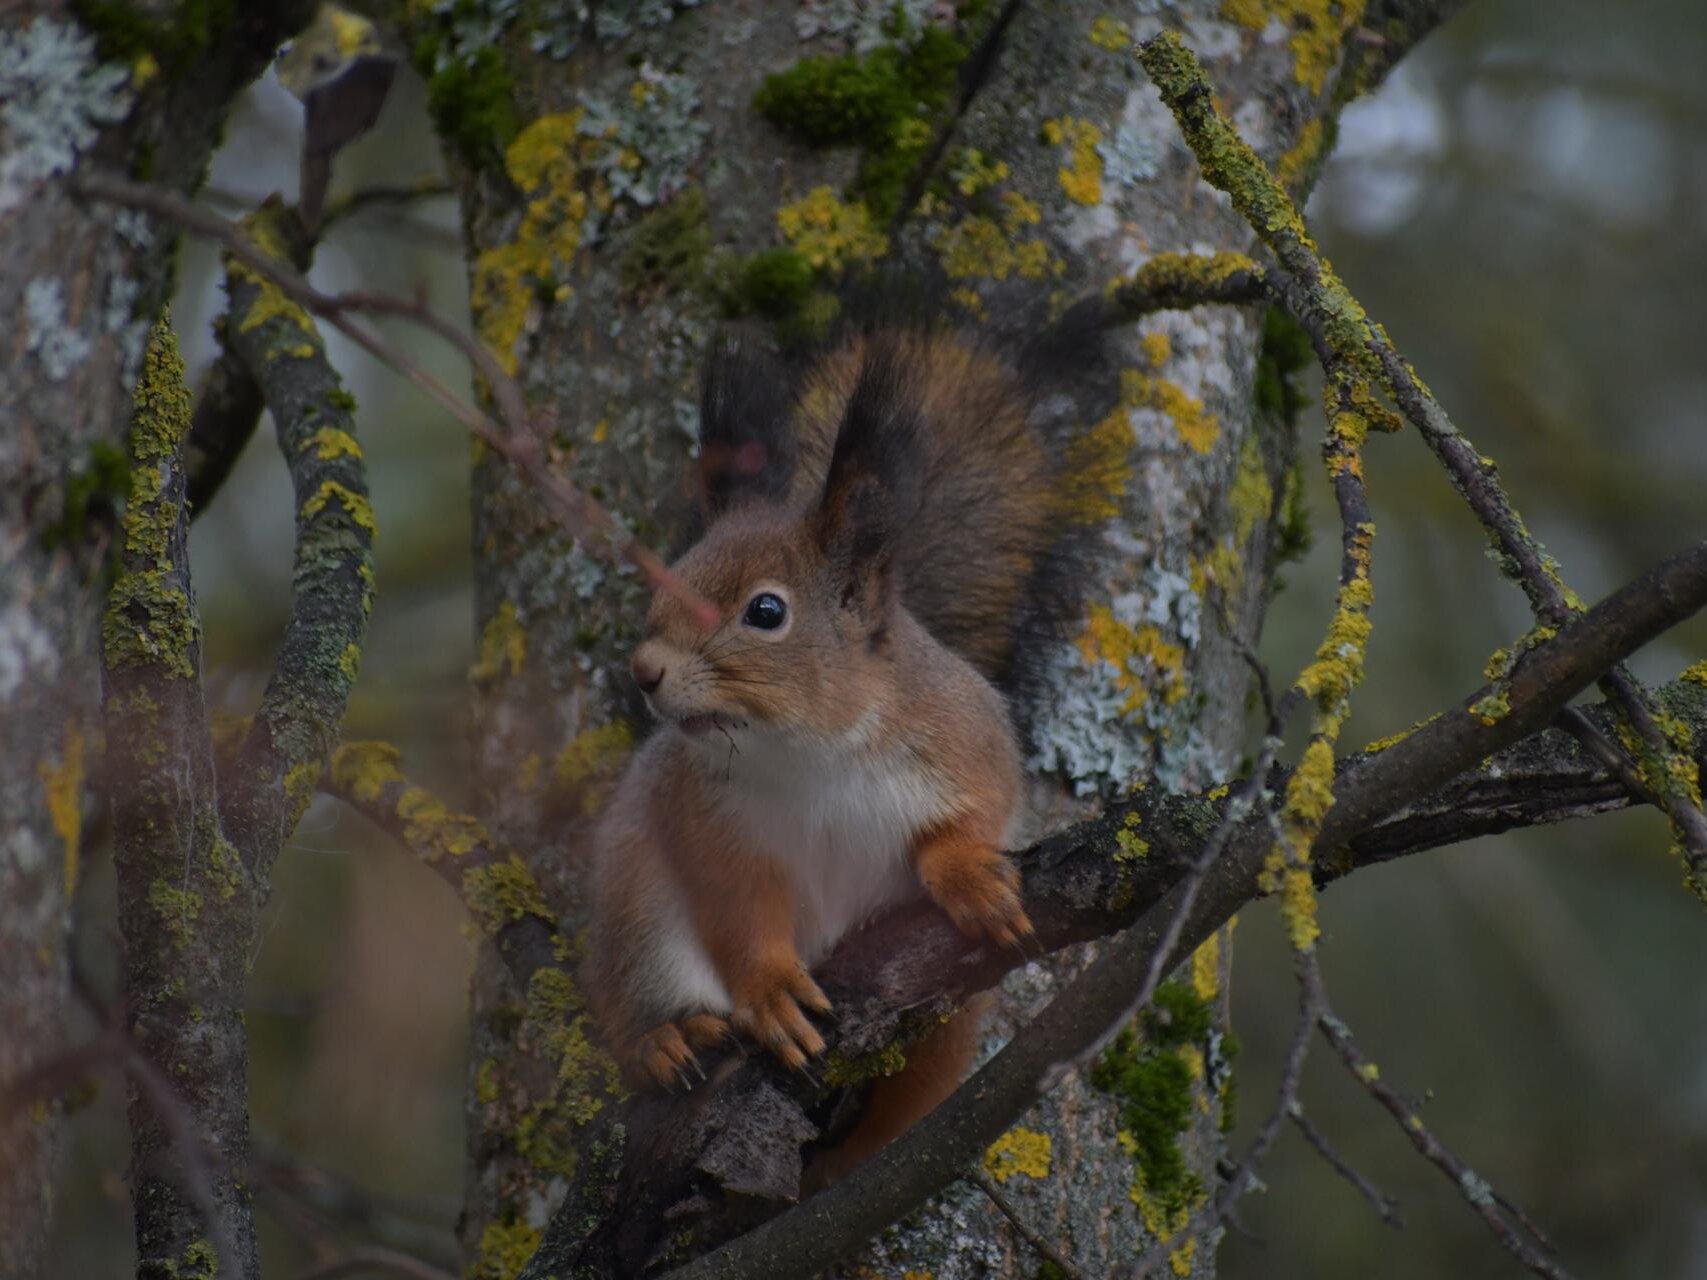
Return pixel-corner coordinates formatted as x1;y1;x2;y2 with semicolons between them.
585;319;1091;1175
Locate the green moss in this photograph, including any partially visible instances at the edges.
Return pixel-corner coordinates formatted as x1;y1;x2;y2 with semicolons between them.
730;248;816;319
752;24;969;220
44;439;129;552
1090;980;1215;1229
620;185;711;296
414;35;519;167
76;0;237;84
1254;306;1312;419
147;880;202;952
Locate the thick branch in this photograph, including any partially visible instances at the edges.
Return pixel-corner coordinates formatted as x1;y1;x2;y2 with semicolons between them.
103;317;257;1280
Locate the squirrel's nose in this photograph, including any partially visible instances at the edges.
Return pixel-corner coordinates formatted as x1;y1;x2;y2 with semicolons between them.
632;652;665;695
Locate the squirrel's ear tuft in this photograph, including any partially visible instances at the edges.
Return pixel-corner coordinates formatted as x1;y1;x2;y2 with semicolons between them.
698;335;798;518
812;340;922;621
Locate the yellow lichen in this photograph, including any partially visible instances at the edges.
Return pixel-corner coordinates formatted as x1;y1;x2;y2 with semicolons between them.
1221;0;1370;96
329;740;405;806
777;186;888;271
41;723;86;895
1078;605;1190;714
462;855;554;934
983;1127;1052;1182
951;149;1010;196
301;480;376;532
1140;331;1172;367
1115;810;1151;863
303;426;361;460
553;721;634;815
1276;118;1325;190
1044;116;1104;205
1190;930;1221;1003
1205;435;1275;595
472;600;526;681
1682;660;1707;686
472;111;590;375
1170;1240;1198;1277
1356;1061;1380;1083
472;1218;541;1280
1090;14;1131;50
397;786;487;862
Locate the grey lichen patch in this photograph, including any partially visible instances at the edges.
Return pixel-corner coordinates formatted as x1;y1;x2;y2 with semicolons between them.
576;61;708;208
24;278;92;382
0;17;132;210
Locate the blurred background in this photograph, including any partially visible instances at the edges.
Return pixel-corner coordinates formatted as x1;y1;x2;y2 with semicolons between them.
47;0;1707;1274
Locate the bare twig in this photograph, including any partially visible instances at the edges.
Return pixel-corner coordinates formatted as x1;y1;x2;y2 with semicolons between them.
1305;963;1573;1279
1289;1107;1403;1227
73;172;716;629
966;1169;1087;1280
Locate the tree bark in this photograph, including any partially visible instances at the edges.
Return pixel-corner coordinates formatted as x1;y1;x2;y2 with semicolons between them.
0;6;312;1276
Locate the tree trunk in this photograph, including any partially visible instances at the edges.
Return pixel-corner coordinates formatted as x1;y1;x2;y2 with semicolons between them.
387;0;1459;1273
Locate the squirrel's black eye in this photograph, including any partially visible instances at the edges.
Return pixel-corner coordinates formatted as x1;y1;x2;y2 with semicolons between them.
742;592;787;630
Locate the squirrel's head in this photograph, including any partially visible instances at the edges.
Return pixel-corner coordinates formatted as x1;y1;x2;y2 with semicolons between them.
630;338;921;746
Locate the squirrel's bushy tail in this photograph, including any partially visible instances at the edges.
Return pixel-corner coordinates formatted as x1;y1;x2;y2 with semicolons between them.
699;306;1106;701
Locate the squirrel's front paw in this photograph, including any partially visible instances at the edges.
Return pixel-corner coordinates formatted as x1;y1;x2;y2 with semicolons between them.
917;840;1035;950
731;964;832;1072
632;1013;733;1091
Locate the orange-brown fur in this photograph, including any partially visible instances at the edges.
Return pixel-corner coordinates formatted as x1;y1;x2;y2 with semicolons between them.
585;327;1060;1180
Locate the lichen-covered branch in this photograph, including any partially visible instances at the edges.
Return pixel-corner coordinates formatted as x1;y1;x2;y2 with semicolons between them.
325;742;567;990
102;315;257;1280
74;173;714;625
186;209;314;518
1137;28;1707;894
214;203;376;876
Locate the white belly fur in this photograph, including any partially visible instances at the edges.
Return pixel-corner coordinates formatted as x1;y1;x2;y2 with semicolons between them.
707;725;946;964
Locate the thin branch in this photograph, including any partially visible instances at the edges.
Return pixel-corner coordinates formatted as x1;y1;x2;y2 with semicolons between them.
1305;962;1573;1279
73;172;716;629
213;201;374;878
1289;1108;1403;1227
966;1168;1087;1280
323;742;569;990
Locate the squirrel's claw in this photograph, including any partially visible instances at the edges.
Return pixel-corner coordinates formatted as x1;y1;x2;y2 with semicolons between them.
732;967;828;1073
634;1013;734;1091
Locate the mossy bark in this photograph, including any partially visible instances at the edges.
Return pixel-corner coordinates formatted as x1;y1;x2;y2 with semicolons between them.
0;7;314;1277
